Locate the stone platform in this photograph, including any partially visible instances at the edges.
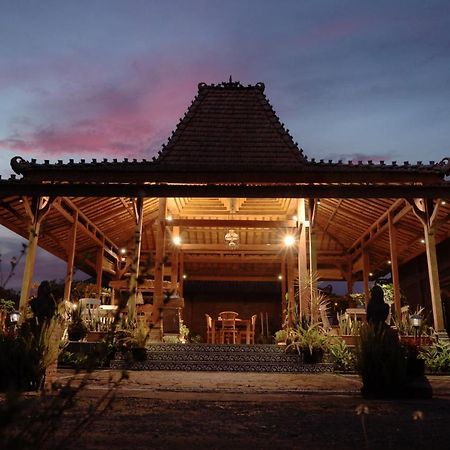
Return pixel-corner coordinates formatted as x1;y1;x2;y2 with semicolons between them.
110;343;334;373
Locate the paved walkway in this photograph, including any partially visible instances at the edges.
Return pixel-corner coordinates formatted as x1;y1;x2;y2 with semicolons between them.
56;369;450;401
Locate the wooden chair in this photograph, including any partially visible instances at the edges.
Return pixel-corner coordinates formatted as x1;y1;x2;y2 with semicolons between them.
218;311;239;344
319;304;338;335
205;314;215;343
240;314;257;344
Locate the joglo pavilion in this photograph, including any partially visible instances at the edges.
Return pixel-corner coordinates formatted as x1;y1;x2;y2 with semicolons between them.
1;79;450;343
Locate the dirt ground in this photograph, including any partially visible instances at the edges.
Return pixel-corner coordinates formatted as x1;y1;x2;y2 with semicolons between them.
4;370;450;449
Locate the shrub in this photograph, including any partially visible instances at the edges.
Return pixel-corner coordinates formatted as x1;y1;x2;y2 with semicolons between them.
418;341;450;373
328;337;356;371
356;324;407;398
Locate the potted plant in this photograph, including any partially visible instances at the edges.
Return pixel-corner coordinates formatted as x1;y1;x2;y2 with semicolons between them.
67;304;87;341
123;321;150;361
286;323;327;363
393;306;434;347
274;329;288;346
337;313;361;347
179;320;189;344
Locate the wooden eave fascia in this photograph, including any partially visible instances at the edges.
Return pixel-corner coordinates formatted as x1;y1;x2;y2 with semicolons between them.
1;181;449;199
11;165;445;185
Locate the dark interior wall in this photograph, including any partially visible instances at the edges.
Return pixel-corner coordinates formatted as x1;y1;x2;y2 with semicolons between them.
183;281;283;342
399;237;450;332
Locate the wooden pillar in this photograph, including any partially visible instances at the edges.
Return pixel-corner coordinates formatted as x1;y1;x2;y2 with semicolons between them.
63;213;78;302
128;197;144;321
345;259;354;295
95;238;104;299
297;199;308;316
362;246;370;307
408;198;446;333
424;226;445;331
286;251;296;326
19;196;53;316
281;255;287;326
308;199;318;322
153;198;167;329
388;212;402;318
179;252;185;298
171;227;180;292
19;222;41;315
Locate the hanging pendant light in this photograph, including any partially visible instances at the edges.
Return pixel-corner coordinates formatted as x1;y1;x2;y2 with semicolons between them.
224;229;239;249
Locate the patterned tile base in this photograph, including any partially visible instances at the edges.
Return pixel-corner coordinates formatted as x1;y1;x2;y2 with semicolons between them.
110;344;334;373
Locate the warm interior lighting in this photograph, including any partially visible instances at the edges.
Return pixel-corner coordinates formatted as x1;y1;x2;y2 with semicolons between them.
420;238;425;244
303;220;310;227
166;214;173;221
172;236;181;246
182;274;187;279
387;260;392;265
284;235;295;246
278;274;282;280
293;215;298;221
119;248;127;255
441;200;447;205
369;272;373;277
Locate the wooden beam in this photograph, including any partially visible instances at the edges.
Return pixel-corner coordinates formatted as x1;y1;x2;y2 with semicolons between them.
168;218;296;228
187;275;280;282
348;200;411;260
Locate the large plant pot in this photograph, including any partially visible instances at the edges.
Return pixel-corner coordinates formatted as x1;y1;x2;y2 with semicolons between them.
86;331;107;342
303;348;324;364
68;327;87;342
131;347;147;362
340;335;357;347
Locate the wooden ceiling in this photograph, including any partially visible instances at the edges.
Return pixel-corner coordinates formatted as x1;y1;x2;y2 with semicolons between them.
1;195;449;283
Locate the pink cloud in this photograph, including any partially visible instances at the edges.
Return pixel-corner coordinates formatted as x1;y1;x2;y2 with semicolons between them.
0;55;226;161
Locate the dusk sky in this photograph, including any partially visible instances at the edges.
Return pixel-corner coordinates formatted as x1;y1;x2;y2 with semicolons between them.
1;0;450;290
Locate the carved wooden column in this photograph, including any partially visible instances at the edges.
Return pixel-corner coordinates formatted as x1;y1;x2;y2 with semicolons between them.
179;252;185;298
297;198;308;316
408;199;446;334
286;250;296;327
388;212;402;318
308;199;318;322
128;197;144;321
63;211;78;302
153;198;167;332
19;196;54;316
171;226;180;292
281;254;287;326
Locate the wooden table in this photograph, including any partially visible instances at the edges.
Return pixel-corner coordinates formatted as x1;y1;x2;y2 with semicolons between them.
213;318;251;344
345;308;367;321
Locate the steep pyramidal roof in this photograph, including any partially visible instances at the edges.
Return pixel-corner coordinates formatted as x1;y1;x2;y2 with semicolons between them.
154;79;307;169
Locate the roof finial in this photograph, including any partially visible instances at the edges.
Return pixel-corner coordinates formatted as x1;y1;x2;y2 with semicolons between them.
229;75;232;83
